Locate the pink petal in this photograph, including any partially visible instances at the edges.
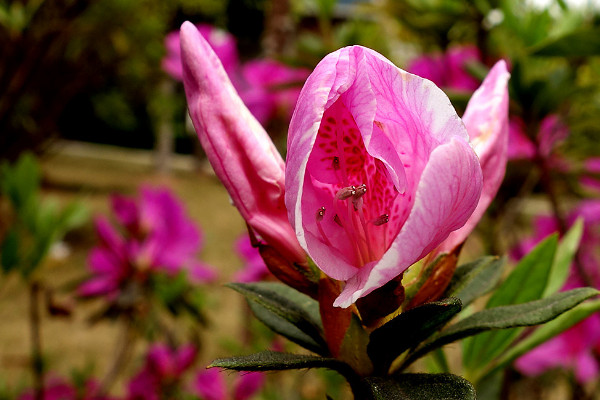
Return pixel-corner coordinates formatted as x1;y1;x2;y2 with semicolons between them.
437;61;510;254
234;371;265;400
286;45;483;307
180;22;305;264
193;369;227;400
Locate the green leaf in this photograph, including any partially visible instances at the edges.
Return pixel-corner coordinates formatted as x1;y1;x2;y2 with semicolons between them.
209;351;354;377
544;219;583;297
487;298;600;378
444;256;505;306
0;229;20;273
227;282;328;355
530;29;600;57
368;298;462;374
463;235;558;370
402;288;598;370
359;374;475;400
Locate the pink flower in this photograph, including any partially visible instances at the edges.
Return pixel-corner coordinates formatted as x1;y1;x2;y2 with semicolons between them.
128;343;198;400
19;375;112;400
285;45;488;307
193;369;265;400
163;24;238;81
580;157;600;192
78;186;217;299
513;200;600;382
507;115;569;161
408;45;481;91
238;60;310;124
233;235;271;283
180;22;306;265
436;61;510;254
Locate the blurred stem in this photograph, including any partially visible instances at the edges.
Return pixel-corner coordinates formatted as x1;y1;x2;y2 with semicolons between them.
98;317;136;396
29;281;43;400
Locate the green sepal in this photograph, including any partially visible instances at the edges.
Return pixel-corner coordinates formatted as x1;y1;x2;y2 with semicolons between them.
227;282;328;355
368;298;462;373
358;373;476;400
444;256;505;306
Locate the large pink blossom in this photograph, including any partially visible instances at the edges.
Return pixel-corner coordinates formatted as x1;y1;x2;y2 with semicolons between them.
285;46;495;307
407;45;481;91
180;22;306;265
513;200;600;383
78;186;216;299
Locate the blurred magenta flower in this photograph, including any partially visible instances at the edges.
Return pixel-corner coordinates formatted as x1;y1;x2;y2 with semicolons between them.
507;115;569;161
285;46;505;308
128;343;197;400
581;157;600;191
19;376;112;400
163;24;238;81
180;22;306;266
238;59;310;124
408;45;481;91
512;200;600;382
193;368;265;400
78;186;217;299
233;235;271;283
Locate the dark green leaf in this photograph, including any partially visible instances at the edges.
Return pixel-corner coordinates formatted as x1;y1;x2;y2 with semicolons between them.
444;256;505;306
402;288;598;369
209;351;354;377
228;282;328;355
544;219;583;297
463;235;557;370
530;29;600;57
359;374;475;400
0;229;20;273
368;298;462;373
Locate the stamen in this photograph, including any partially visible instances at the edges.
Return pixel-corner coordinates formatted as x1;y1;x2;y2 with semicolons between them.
352;184;367;211
372;214;389;226
336;186;356;200
315;207;333;247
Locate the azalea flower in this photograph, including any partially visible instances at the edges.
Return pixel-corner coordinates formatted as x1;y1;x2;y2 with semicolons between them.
78;186;217;299
507;114;569;161
193;368;265;400
407;45;482;92
18;375;112;400
128;343;197;400
233;235;271;283
580;157;600;192
512;200;600;383
181;21;509;308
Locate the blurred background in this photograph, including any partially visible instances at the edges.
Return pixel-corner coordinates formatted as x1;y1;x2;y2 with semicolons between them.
0;0;599;399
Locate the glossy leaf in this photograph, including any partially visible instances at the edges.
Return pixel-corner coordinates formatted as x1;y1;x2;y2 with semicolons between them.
463;234;557;370
402;288;598;369
444;256;505;306
368;298;462;373
359;374;475;400
227;282;328;355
